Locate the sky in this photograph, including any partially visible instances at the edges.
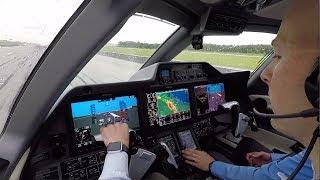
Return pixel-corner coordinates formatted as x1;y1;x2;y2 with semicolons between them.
0;0;276;46
0;0;83;45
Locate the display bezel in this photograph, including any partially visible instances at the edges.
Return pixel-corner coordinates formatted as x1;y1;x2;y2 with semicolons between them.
145;86;192;127
66;92;142;155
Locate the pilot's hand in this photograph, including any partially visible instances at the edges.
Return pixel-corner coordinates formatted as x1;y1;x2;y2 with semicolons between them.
100;123;129;147
246;151;271;167
182;149;214;171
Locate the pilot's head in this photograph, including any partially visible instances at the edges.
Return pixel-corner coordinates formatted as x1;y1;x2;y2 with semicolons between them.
260;0;319;173
260;0;319;134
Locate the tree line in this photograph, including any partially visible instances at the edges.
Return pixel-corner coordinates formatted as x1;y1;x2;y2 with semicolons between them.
0;40;23;47
118;41;272;54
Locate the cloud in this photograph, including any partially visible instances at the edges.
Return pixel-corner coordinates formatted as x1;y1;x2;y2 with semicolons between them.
0;0;276;45
0;0;83;45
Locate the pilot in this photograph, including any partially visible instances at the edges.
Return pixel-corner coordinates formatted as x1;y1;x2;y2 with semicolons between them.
98;0;319;179
182;0;319;179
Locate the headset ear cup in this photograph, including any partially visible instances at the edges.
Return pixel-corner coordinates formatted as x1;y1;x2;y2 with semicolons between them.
305;81;319;108
304;60;319;108
314;98;319;111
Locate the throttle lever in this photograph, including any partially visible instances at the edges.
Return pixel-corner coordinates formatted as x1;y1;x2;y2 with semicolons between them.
160;142;178;169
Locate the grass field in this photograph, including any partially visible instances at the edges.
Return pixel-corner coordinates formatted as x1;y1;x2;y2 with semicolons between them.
101;46;265;70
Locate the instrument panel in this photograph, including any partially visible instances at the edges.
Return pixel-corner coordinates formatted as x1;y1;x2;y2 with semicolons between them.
25;62;250;179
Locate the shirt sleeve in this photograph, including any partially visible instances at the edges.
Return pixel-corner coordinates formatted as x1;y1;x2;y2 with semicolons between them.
210;151;313;180
271;153;287;161
99;152;131;180
211;161;279;180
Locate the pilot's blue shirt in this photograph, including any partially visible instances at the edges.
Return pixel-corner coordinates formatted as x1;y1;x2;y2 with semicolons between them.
211;150;314;180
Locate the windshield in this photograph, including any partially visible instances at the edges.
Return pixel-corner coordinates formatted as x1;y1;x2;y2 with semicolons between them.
0;0;83;131
68;13;178;89
174;32;276;72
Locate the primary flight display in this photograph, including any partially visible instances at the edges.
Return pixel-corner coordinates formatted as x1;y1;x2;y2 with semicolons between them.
70;95;139;147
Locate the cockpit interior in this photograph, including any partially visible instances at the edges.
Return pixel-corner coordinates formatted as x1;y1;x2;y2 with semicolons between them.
0;0;318;180
21;60;314;180
23;62;253;179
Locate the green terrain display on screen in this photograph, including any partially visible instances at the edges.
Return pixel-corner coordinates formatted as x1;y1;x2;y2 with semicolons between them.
156;89;190;118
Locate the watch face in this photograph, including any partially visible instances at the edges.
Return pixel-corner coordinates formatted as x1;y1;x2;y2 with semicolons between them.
107;142;122;152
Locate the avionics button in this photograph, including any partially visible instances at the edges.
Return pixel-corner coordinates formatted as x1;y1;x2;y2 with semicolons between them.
85;155;98;166
78;169;87;179
62;169;87;180
34;167;59;180
79;155;97;168
97;151;107;163
87;165;100;178
61;160;80;173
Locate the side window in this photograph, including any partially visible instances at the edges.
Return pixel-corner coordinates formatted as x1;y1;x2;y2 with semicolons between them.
69;14;178;88
173;32;276;72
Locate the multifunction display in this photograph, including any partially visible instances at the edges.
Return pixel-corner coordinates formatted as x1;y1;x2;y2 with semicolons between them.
71;96;139;147
194;83;225;116
146;88;191;126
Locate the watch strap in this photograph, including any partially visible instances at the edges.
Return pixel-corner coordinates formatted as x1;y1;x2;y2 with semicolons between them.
106;142;129;154
122;143;129;154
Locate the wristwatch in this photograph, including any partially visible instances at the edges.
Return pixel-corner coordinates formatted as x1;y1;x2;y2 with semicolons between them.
106;142;129;154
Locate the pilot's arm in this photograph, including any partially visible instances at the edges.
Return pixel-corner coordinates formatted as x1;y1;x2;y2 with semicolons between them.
183;149;314;180
270;153;287;162
210;150;313;180
99;123;130;180
246;151;287;166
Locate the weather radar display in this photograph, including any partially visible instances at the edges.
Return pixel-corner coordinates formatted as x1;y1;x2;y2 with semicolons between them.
194;83;225;116
156;90;190;117
146;88;191;126
71;95;139;147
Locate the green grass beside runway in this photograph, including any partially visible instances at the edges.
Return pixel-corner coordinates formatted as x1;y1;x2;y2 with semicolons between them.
102;46;155;57
101;46;265;70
